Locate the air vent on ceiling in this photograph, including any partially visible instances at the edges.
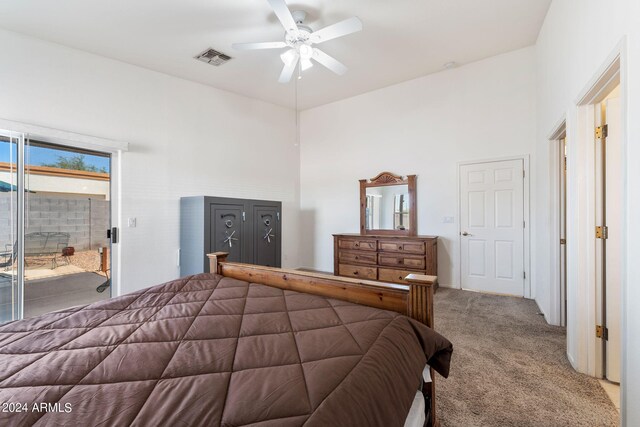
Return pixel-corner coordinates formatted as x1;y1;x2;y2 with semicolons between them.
195;48;232;66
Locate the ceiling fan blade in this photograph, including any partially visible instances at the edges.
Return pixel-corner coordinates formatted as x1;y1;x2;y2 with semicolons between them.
310;17;363;44
279;53;299;83
267;0;298;34
232;41;288;50
313;49;348;75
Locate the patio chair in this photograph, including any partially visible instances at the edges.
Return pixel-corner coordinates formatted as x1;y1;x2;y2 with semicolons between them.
24;232;71;269
0;242;16;270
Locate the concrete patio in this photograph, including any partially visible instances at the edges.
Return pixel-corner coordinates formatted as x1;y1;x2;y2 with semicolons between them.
0;272;109;323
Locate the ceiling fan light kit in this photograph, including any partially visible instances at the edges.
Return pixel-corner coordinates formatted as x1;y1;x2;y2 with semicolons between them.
232;0;363;83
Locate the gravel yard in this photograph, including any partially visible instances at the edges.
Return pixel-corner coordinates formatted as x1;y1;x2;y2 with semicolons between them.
20;249;109;277
68;250;109;277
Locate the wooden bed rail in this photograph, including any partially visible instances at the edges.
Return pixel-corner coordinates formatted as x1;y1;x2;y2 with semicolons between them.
206;252;437;329
207;252;440;427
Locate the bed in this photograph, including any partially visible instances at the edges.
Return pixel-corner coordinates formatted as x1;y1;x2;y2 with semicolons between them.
0;252;452;426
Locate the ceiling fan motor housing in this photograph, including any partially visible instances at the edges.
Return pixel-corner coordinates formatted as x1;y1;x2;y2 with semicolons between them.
285;11;313;49
291;10;307;24
285;29;312;47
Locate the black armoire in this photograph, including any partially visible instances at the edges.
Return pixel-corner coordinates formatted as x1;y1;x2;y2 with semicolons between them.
180;196;281;276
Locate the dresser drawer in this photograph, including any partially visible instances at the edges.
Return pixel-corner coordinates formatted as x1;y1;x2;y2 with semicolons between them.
339;264;377;280
378;254;426;270
338;238;377;251
378;240;426;254
339;250;377;265
378;267;418;284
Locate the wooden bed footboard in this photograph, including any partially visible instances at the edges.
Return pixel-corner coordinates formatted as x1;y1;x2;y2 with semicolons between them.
207;252;437;327
206;252;440;427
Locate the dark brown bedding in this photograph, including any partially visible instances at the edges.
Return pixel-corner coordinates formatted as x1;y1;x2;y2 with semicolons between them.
0;273;452;426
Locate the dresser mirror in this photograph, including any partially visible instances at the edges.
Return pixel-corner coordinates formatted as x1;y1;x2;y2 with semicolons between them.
359;172;417;236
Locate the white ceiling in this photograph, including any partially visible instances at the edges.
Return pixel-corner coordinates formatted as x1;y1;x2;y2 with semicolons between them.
0;0;551;110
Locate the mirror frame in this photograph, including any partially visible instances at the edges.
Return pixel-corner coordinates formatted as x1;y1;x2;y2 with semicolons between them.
359;172;417;236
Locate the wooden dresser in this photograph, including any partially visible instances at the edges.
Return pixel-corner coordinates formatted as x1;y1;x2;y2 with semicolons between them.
333;234;438;287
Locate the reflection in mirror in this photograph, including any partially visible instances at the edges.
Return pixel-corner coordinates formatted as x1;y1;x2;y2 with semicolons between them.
365;184;410;231
394;193;409;230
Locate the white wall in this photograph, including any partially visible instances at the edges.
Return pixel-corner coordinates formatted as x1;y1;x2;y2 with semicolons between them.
299;47;537;288
536;0;639;424
0;29;300;293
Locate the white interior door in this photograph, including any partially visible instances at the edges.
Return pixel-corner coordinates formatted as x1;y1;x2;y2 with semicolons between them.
460;159;525;296
605;96;622;383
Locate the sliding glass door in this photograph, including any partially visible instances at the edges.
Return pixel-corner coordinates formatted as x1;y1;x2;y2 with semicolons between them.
23;140;112;317
0;130;113;323
0;131;23;322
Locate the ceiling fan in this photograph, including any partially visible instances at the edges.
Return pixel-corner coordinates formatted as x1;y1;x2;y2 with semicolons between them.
232;0;363;83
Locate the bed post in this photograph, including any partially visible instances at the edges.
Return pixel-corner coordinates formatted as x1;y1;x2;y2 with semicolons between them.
206;252;229;274
405;273;438;427
405;273;436;328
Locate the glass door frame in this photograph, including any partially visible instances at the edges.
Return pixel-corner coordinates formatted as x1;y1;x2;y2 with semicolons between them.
0;129;25;321
0;120;126;323
16;131;25;320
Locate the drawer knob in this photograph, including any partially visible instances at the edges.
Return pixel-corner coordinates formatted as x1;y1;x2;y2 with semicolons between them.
353;271;359;275
355;256;359;260
355;243;359;247
398;260;403;264
398;246;403;250
398;276;403;280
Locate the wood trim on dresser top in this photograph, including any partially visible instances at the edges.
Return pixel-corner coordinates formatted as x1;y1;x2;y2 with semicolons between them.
206;252;440;427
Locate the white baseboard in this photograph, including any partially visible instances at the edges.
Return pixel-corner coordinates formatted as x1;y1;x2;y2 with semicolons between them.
567;352;577;370
437;283;458;289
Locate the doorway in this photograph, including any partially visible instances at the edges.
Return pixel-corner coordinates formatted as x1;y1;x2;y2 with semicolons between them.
564;47;626;391
0;132;114;323
459;158;527;297
556;132;568;327
594;85;622;383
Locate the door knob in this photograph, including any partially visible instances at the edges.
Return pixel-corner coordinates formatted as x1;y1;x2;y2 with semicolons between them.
461;231;472;236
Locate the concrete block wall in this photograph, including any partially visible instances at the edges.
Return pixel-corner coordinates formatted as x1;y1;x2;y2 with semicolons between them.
88;199;110;250
0;193;109;251
0;194;16;250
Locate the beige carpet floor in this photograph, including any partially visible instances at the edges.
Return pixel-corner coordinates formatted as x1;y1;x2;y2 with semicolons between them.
434;288;619;427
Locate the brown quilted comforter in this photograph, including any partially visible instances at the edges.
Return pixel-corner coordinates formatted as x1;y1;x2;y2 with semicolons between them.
0;273;452;426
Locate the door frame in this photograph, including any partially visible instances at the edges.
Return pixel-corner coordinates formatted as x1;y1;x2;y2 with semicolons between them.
577;60;622;381
548;120;567;327
457;154;531;298
559;38;627;384
0;117;128;300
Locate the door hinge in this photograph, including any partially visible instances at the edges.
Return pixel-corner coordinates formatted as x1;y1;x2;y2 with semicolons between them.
595;125;608;139
242;211;246;222
523;271;526;279
595;225;608;239
277;212;280;222
596;325;609;340
523;221;526;228
560;238;566;245
523;170;525;178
